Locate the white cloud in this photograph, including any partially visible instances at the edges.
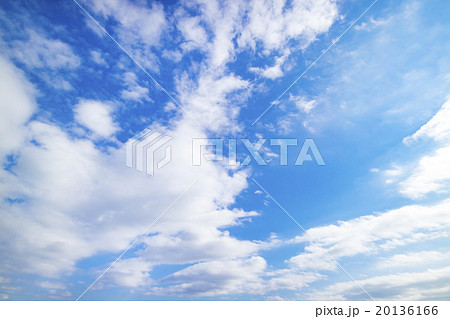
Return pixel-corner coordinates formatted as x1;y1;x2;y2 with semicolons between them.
113;0;340;135
305;266;450;300
40;74;73;91
266;270;323;292
0;55;36;156
403;99;450;144
38;281;67;290
120;72;151;102
175;0;338;75
392;98;450;198
7;0;448;301
162;49;183;62
1;1;283;295
0;115;259;282
238;0;338;52
0;275;17;300
176;71;250;133
192;0;243;68
276;113;299;134
106;258;153;288
290;95;317;113
399;146;450;199
74;100;119;138
260;196;450;300
177;15;208;52
11;30;80;70
293;0;450;139
68;4;347;294
1;12;80;91
288;246;336;271
0;63;264;297
380;165;404;185
150;257;267;296
87;0;166;47
354;17;391;32
287;199;450;278
84;0;166;72
249;54;288;80
274;95;318;133
377;251;449;269
90;50;107;66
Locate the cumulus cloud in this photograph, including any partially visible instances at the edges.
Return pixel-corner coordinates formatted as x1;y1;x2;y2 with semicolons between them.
151;257;267;296
176;72;250;133
288;246;336;271
276;198;450;300
377;251;449;269
0;57;263;297
399;146;450;199
291;199;450;260
0;55;36;156
403;99;450;144
305;267;450;300
173;0;338;89
74;100;119;138
83;0;166;72
85;0;166;47
0;112;260;282
90;50;107;66
249;54;288;80
290;95;318;113
0;9;81;91
10;30;80;70
120;72;151;102
239;0;337;78
38;281;67;290
5;0;446;302
238;0;338;52
177;15;208;52
389;98;450;198
106;258;153;288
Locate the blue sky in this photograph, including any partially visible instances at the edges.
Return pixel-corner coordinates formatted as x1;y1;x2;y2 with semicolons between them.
1;0;450;300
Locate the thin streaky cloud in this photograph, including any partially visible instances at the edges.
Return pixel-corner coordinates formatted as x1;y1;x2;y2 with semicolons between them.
251;177;375;301
71;0;201;127
251;0;380;126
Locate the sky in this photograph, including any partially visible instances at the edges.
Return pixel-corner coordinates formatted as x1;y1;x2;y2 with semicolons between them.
0;0;450;301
